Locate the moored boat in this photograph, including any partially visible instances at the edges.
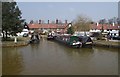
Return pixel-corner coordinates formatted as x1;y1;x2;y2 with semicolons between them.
54;34;93;48
54;35;82;48
29;33;40;44
47;32;54;40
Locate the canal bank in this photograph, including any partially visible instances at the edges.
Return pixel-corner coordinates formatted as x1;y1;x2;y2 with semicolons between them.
93;40;120;48
2;41;29;47
1;37;30;47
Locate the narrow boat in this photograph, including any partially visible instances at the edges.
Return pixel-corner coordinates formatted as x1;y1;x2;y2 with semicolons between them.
54;35;93;48
47;32;54;40
54;35;81;48
29;33;40;44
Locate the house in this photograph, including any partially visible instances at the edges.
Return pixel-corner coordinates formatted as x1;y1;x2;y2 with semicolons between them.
28;20;69;34
90;23;120;37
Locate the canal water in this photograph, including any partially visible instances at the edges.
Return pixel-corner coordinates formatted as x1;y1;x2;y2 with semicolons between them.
2;38;118;75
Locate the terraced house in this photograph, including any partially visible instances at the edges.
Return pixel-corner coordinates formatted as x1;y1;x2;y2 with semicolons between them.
28;19;69;33
90;22;120;37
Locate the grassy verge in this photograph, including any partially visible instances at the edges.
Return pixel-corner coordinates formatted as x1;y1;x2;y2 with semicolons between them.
1;37;30;47
2;36;30;42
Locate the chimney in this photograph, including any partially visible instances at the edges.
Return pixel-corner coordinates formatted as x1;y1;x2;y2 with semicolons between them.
97;22;99;26
65;20;67;24
39;20;41;24
56;19;58;24
113;22;115;26
48;20;49;24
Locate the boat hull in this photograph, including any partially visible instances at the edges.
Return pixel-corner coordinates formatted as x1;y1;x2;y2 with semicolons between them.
47;36;54;40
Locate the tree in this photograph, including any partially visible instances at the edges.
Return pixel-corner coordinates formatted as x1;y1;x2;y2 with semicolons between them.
30;20;34;24
73;15;92;35
101;25;104;33
117;18;120;25
2;2;24;39
99;19;107;24
108;17;119;24
67;26;74;35
108;19;113;24
99;19;105;33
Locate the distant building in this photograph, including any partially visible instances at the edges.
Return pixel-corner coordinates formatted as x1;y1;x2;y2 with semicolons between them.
28;19;69;33
90;23;120;36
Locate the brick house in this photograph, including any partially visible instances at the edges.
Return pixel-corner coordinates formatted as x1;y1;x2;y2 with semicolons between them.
28;20;69;33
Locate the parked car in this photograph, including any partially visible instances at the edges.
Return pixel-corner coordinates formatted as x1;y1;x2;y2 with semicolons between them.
19;29;29;36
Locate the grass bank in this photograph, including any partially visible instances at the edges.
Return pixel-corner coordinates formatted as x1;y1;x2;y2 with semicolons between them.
1;37;30;47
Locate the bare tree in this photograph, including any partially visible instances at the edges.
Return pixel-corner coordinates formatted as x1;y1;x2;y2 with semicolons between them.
73;15;92;35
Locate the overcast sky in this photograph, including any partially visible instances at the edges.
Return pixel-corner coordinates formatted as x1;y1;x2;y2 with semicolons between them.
17;2;118;23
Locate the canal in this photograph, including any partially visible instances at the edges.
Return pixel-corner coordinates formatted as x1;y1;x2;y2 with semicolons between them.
2;38;118;75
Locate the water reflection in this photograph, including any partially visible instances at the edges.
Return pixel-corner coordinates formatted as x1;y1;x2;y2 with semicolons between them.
2;47;24;75
30;44;39;51
64;47;94;56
